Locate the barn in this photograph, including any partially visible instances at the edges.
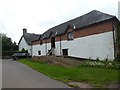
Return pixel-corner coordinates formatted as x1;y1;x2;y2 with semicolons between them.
31;10;120;60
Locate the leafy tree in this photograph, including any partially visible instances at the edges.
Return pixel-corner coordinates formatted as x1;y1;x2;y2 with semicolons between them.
0;33;18;52
12;41;18;51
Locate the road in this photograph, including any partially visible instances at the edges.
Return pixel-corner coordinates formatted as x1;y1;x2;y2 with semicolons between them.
2;59;70;88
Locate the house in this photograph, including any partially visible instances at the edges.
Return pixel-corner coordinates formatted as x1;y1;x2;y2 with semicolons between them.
32;10;120;60
18;28;40;56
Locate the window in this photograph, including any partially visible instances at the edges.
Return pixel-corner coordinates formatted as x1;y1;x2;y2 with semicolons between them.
67;31;74;40
38;51;41;55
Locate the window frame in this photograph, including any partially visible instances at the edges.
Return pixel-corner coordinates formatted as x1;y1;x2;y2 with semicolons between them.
67;31;74;41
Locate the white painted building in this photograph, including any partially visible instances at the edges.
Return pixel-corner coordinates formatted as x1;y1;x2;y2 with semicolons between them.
32;10;120;60
18;28;40;56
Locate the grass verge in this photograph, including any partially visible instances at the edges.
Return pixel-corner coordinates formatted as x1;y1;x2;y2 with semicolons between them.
18;59;119;87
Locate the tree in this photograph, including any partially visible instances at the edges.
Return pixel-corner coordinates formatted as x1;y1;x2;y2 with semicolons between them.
12;41;18;51
0;33;18;52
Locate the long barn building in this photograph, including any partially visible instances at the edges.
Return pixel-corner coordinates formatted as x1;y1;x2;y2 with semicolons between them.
31;10;120;60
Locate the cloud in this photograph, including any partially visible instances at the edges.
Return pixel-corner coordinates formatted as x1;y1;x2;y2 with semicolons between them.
0;0;119;43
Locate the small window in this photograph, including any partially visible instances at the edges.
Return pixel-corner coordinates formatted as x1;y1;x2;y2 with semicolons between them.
38;51;41;55
67;31;74;40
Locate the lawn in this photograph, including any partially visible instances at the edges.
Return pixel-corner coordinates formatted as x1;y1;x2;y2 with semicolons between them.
18;59;119;87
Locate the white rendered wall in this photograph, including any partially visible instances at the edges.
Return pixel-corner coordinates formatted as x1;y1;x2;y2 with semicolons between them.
46;42;61;55
32;42;60;56
32;41;64;57
32;31;114;60
60;31;114;60
19;37;31;55
32;44;46;56
56;31;114;60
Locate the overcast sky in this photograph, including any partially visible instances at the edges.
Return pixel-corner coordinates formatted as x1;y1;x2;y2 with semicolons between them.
0;0;120;44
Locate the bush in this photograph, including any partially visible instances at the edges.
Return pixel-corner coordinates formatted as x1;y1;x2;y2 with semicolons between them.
2;51;14;59
2;51;13;56
79;60;120;69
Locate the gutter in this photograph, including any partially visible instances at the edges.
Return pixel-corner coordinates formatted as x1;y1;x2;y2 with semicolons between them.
46;39;47;55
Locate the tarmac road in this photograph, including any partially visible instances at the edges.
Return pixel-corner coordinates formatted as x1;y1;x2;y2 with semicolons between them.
2;59;70;88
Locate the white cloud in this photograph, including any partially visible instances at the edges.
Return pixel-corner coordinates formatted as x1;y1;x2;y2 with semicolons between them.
0;0;119;43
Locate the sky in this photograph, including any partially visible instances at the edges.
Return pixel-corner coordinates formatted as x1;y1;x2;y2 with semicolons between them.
0;0;120;44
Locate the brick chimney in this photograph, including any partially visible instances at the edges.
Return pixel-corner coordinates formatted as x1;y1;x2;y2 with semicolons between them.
23;28;27;35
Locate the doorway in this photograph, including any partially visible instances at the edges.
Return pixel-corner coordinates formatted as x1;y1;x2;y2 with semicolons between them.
51;37;55;48
62;49;68;56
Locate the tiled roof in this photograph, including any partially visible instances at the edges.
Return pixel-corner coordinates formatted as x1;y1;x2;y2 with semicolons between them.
41;10;115;39
18;33;40;45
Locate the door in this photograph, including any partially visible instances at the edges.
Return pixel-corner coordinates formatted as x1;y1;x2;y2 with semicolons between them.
51;37;55;48
62;49;68;56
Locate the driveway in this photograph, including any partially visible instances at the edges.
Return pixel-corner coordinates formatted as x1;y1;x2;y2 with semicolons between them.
2;59;70;88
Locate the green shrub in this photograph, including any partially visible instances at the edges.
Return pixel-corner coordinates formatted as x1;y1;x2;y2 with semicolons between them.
79;60;120;69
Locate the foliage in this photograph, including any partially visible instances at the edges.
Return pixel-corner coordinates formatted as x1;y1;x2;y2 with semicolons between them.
1;33;18;52
18;59;118;87
0;33;18;57
14;48;28;54
79;60;120;69
31;56;82;67
21;48;28;53
2;51;13;56
116;25;120;60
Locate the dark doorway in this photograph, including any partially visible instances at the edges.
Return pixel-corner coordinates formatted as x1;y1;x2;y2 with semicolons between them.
62;49;68;56
51;37;55;48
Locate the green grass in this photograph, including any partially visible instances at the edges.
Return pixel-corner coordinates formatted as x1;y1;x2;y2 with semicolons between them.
18;59;119;87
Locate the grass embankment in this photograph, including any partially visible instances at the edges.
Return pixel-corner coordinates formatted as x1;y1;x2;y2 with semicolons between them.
18;59;118;87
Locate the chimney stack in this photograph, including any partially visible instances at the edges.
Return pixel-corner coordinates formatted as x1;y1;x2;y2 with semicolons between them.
23;28;27;35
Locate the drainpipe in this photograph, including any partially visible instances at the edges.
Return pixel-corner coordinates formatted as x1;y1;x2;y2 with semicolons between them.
31;45;32;57
112;20;116;60
46;39;47;56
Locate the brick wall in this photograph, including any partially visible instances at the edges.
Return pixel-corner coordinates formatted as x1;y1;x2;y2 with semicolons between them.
32;20;113;45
